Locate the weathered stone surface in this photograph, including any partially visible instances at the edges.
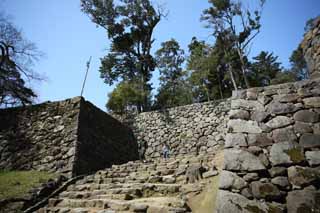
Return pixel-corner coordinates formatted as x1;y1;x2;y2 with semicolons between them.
250;181;281;200
243;173;259;182
250;111;268;123
271;176;290;188
247;134;273;147
225;133;247;148
246;88;259;100
223;149;266;172
215;190;270;213
231;99;264;111
229;110;250;120
228;120;262;134
219;170;247;190
313;123;320;134
274;94;299;103
202;170;218;178
131;100;231;158
299;133;320;148
286;189;320;213
288;166;320;187
306;151;320;166
268;167;287;178
266;116;293;129
272;127;297;143
293;110;319;123
267;102;298;115
294;121;313;134
303;97;320;108
270;142;304;166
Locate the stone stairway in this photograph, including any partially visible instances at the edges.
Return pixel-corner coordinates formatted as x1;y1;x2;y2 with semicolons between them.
37;152;219;213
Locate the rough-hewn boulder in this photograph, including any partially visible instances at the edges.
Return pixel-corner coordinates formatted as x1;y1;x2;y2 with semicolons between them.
223;149;266;172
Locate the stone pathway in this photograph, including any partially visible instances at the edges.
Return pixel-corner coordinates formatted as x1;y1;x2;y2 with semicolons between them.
37;153;219;213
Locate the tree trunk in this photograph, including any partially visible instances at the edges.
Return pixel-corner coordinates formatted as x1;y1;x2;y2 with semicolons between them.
228;63;238;91
236;48;250;88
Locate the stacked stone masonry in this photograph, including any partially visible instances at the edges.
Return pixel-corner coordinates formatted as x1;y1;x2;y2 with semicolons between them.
130;100;230;158
217;78;320;213
301;16;320;79
0;97;138;177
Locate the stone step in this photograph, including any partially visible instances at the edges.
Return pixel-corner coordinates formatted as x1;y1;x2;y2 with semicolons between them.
48;196;189;212
63;183;182;198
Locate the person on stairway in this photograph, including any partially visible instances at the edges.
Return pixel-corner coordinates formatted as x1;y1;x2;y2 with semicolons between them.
138;139;147;162
162;143;170;160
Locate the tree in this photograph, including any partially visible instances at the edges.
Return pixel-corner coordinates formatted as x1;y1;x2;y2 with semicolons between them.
0;14;42;107
289;47;309;80
201;0;265;89
187;37;213;102
187;37;235;102
81;0;165;112
154;39;192;108
270;70;296;85
304;16;319;32
250;51;282;86
106;79;146;115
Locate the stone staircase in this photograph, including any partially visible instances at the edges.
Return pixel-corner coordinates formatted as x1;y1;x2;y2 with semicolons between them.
37;152;219;213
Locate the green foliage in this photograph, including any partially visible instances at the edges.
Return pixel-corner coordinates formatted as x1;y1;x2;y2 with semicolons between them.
270;70;297;85
154;39;192;108
186;37;235;102
187;37;214;102
0;15;42;107
250;51;282;86
304;16;319;32
201;0;265;89
0;170;56;200
106;79;148;115
81;0;163;112
289;47;309;80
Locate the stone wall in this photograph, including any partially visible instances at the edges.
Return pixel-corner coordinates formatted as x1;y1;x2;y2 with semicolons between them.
216;78;320;212
74;100;138;176
130;100;230;158
301;16;320;79
0;97;138;177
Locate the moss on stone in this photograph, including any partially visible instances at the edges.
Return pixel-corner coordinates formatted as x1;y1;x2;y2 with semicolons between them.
259;184;274;196
285;147;305;163
244;204;265;213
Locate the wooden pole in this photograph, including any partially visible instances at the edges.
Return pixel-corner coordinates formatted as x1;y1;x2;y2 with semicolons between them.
80;56;92;97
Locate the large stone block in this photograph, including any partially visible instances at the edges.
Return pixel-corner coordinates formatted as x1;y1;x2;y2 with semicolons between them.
270;142;305;166
231;99;264;111
247;133;273;147
293;110;319;123
223;149;266;172
299;133;320;148
288;166;320;187
228;120;262;134
219;170;247;190
306;151;320;166
225;133;247;148
229;109;250;120
287;189;320;213
250;181;281;201
215;190;271;213
266;116;293;129
267;102;299;115
272;126;297;143
303;97;320;108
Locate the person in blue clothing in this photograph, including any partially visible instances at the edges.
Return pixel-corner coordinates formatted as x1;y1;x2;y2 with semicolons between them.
162;143;170;159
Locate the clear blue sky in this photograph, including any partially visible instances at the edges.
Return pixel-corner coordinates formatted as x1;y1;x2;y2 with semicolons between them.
1;0;319;110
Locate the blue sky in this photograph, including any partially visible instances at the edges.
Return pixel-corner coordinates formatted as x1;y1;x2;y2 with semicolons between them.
1;0;319;110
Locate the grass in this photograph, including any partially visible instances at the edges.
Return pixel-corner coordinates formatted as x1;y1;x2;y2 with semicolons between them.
0;170;57;200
